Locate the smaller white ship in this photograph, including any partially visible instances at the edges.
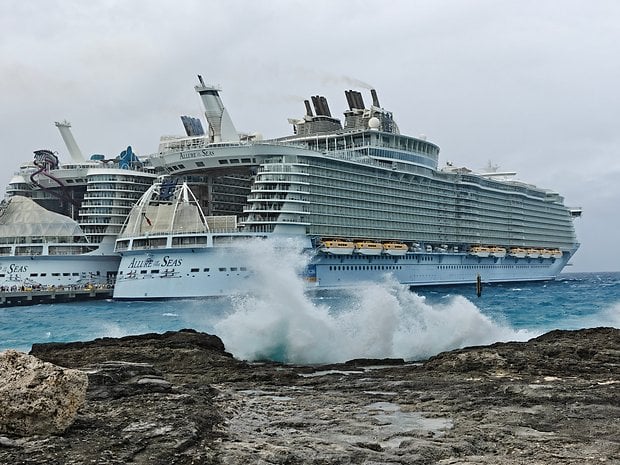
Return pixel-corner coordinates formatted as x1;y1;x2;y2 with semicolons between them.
0;196;119;290
2;121;157;291
113;180;275;299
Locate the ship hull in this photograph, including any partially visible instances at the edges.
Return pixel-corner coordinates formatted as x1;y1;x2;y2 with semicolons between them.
310;250;572;288
0;254;120;290
113;242;574;299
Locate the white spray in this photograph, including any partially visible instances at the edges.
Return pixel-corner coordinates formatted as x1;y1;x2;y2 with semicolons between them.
214;239;534;364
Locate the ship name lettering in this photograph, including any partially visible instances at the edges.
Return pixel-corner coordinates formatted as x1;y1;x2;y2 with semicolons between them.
179;150;213;159
128;258;151;268
9;264;28;273
162;256;182;267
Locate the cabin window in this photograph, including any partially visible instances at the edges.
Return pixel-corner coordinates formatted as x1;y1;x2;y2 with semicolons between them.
218;160;229;165
190;268;199;272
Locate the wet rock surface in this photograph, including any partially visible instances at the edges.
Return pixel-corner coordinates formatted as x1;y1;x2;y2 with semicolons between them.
0;327;618;464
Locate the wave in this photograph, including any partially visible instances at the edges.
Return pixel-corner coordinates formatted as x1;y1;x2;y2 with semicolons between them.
214;240;534;364
569;300;620;330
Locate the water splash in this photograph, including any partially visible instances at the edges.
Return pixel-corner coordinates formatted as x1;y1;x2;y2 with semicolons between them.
569;300;620;329
214;240;534;364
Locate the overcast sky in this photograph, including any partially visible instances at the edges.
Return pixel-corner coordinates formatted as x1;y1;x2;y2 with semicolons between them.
1;0;618;272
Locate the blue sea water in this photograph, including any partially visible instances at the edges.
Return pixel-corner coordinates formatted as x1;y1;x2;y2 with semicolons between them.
0;272;618;364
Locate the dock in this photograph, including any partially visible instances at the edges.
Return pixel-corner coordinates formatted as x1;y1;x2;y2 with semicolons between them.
0;287;113;307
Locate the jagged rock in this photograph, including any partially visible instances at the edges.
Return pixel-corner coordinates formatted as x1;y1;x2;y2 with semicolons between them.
0;350;88;436
424;327;620;375
0;328;617;464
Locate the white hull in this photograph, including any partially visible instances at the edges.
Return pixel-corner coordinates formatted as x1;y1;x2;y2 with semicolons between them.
0;254;120;290
113;242;573;299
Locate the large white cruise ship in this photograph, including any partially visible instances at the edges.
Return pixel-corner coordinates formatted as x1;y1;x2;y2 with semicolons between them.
112;76;581;299
1;122;157;290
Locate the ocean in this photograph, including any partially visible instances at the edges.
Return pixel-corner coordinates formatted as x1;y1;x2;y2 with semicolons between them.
1;271;618;364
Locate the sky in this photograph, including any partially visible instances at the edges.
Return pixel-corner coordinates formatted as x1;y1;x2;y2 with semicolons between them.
1;0;618;272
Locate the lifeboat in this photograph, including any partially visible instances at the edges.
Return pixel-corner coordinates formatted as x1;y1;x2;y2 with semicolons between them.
540;249;553;259
354;241;383;256
552;249;563;259
319;240;355;255
526;248;541;258
490;247;507;258
383;242;408;256
469;246;490;258
509;248;527;258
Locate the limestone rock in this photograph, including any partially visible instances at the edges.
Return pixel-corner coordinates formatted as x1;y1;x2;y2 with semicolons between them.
0;350;88;436
0;328;617;464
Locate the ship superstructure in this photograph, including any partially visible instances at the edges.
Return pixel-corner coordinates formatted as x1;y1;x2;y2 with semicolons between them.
1;122;158;289
113;77;581;299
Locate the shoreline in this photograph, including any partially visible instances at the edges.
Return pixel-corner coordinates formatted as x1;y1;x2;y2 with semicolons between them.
1;327;618;464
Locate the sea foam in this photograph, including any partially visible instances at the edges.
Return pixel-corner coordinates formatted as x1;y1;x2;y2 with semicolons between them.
214;239;534;364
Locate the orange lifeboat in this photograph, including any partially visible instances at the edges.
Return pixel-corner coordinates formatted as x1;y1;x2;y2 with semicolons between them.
319;240;355;255
383;242;408;256
354;241;383;256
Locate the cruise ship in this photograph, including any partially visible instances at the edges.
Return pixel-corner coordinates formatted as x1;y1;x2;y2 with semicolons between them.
112;76;581;299
1;122;157;290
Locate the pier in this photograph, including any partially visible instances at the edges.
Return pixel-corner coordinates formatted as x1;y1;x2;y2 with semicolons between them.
0;286;113;307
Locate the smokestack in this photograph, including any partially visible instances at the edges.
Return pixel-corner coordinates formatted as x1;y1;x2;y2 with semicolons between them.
370;89;380;107
345;90;355;110
311;96;322;116
352;91;365;109
304;100;313;116
319;96;332;117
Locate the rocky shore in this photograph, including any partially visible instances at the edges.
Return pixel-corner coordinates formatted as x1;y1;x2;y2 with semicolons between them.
1;327;618;464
